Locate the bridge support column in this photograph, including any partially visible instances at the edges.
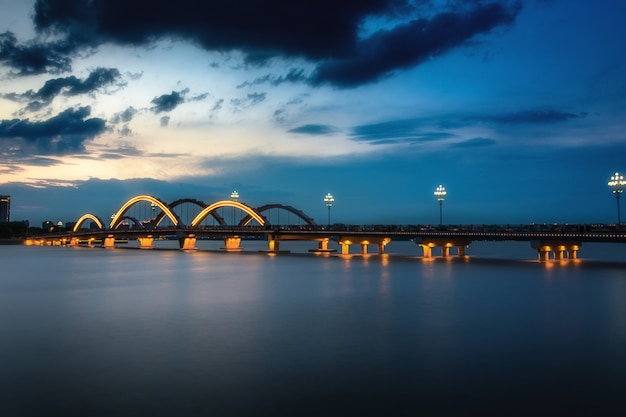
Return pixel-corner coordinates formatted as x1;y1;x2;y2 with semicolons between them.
441;245;450;257
138;236;154;249
70;237;79;246
419;244;432;258
538;249;550;262
102;235;116;248
457;245;466;257
341;242;350;255
532;241;581;262
377;238;391;255
361;244;368;255
223;236;243;251
268;238;280;252
554;246;566;260
180;234;197;250
308;238;337;253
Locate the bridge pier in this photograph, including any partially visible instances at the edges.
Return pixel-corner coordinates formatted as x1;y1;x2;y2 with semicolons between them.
138;236;154;249
531;241;581;262
337;237;391;255
415;239;470;258
259;233;291;253
419;244;433;258
179;234;197;250
222;236;243;251
308;238;337;253
102;235;116;248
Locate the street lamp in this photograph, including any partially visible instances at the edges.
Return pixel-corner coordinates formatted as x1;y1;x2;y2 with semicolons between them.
608;172;626;227
230;191;239;225
324;193;334;227
434;185;447;226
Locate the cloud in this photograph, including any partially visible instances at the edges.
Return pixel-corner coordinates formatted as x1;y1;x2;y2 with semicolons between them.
230;92;267;111
312;2;520;87
452;137;496;148
350;118;455;145
288;124;340;135
150;89;188;113
110;106;138;124
481;110;586;124
189;92;209;102
29;0;522;87
434;108;587;130
0;106;106;155
3;68;125;112
0;31;74;76
160;116;170;127
237;69;308;88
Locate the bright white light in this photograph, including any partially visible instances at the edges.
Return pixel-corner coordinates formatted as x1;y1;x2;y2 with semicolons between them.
434;185;447;201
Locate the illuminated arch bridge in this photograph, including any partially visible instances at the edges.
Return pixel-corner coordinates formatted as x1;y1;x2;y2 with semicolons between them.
72;195;317;232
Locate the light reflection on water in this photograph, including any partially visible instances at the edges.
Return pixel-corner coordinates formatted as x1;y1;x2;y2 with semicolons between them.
0;242;625;416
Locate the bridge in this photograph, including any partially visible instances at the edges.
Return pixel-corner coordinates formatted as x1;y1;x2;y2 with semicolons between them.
25;195;626;261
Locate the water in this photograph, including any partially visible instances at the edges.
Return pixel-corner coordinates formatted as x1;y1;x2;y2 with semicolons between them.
1;241;625;416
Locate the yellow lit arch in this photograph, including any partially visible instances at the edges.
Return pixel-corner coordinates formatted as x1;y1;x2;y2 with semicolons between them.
191;200;265;227
110;195;180;229
73;213;104;232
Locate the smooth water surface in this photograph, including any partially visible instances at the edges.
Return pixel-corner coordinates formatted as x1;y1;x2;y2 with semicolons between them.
1;242;625;416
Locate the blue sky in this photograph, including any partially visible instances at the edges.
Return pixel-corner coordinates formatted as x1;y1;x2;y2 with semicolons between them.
1;0;625;226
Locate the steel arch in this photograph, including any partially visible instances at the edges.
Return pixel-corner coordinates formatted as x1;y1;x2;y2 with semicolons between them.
153;198;227;227
191;200;266;227
110;195;181;230
240;204;316;226
73;214;105;232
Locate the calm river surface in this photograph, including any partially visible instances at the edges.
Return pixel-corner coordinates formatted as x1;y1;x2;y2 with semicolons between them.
1;240;625;416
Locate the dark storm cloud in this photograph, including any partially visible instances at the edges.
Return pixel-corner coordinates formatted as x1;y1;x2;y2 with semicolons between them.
0;106;106;155
288;124;339;135
150;89;188;113
3;68;124;111
312;2;521;86
0;31;74;76
30;0;521;87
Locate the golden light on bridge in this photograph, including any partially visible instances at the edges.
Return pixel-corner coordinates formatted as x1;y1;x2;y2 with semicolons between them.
73;214;104;232
191;200;265;227
110;195;180;229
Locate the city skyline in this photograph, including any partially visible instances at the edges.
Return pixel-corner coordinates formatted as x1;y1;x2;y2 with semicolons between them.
1;0;625;225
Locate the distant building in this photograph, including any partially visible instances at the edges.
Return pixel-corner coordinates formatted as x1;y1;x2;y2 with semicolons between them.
0;195;10;222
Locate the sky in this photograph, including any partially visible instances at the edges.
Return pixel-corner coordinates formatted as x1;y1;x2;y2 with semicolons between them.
1;0;625;227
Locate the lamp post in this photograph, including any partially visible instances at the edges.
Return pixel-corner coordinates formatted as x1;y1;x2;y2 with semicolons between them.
608;172;626;227
230;191;239;225
434;185;447;226
324;193;334;227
